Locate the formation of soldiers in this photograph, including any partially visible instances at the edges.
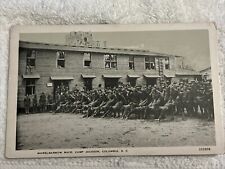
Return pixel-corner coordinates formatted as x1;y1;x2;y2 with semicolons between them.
24;79;214;121
24;92;54;114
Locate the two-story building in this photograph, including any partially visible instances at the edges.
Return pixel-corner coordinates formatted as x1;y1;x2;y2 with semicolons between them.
17;33;201;108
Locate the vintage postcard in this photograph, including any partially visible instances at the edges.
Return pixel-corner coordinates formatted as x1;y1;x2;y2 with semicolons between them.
5;23;224;158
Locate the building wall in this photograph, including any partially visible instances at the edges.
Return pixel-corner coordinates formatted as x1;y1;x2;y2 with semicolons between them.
200;68;211;80
172;75;199;83
18;47;177;108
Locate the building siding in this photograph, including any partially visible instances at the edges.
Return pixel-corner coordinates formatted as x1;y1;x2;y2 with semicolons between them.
18;42;199;108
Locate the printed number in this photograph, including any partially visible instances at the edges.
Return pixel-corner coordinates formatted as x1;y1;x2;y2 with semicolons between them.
199;147;211;151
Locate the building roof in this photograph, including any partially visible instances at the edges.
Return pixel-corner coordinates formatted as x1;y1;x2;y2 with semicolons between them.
81;74;96;78
175;69;201;76
19;41;177;57
50;76;74;80
102;75;122;78
22;74;40;79
200;66;211;73
143;74;161;78
127;75;140;78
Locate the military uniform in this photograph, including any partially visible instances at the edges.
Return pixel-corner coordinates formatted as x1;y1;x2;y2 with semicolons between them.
39;92;46;112
32;95;37;113
24;95;31;114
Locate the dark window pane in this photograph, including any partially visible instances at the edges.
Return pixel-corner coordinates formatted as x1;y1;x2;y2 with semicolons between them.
150;62;155;69
26;79;35;95
57;60;65;68
105;61;110;68
145;63;150;70
59;52;65;59
84;60;91;67
129;79;136;87
28;59;35;67
165;64;169;69
129;62;134;69
111;62;117;69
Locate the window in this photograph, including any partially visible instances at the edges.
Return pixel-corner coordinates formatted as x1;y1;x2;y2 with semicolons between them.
104;54;117;69
25;79;35;95
83;53;91;67
145;57;155;70
26;50;36;72
129;56;134;70
165;58;170;69
56;51;65;68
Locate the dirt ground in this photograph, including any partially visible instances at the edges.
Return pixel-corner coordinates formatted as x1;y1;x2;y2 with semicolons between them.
16;113;216;150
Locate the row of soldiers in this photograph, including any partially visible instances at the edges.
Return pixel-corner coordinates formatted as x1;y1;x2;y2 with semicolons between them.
53;79;213;121
23;84;70;114
24;92;54;114
24;80;214;121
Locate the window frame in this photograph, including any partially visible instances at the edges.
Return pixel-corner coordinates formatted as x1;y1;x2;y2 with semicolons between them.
26;50;37;68
145;56;155;70
25;79;36;95
104;54;117;69
128;56;135;70
165;57;170;70
56;51;66;69
83;52;92;68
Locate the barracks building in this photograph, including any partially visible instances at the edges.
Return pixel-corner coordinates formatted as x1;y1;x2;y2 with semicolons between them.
18;32;201;108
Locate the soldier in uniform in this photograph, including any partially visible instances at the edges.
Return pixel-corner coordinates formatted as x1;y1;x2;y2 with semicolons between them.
175;90;184;119
47;94;53;112
32;94;38;113
24;94;31;114
206;87;214;120
39;92;46;112
158;96;175;120
191;81;199;116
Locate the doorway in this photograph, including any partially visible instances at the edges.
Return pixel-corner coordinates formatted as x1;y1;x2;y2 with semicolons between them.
105;78;119;89
83;78;93;91
146;78;157;87
53;81;69;97
128;78;137;87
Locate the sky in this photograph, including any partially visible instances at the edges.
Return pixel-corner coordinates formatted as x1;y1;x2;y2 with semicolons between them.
20;30;210;71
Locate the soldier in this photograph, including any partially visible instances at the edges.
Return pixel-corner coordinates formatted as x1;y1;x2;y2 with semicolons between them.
146;91;164;119
39;92;46;112
111;92;126;118
158;96;175;120
101;93;116;117
24;94;31;114
60;83;65;94
197;87;206;117
47;94;53;112
175;90;184;119
206;87;214;120
32;94;38;113
191;81;199;116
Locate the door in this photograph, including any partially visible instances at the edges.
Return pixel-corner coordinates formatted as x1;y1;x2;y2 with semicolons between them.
128;78;137;87
146;78;157;87
53;81;69;97
83;78;93;91
105;78;119;89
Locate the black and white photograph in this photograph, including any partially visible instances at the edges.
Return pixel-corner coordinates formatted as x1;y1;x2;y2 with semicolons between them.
5;24;223;158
